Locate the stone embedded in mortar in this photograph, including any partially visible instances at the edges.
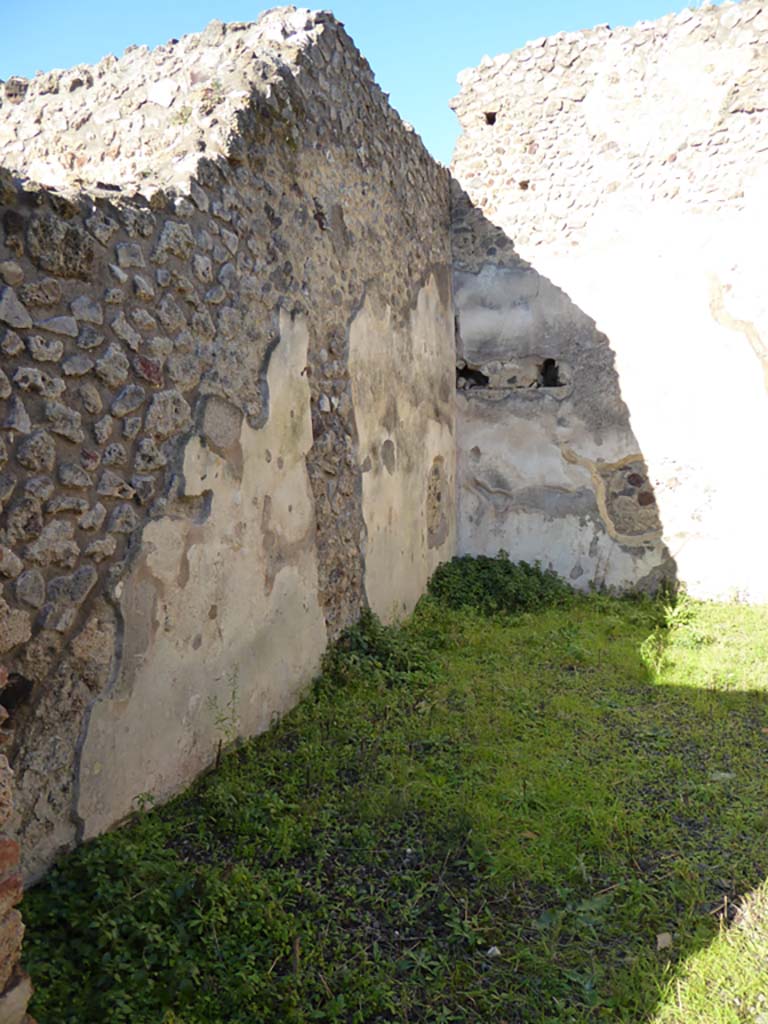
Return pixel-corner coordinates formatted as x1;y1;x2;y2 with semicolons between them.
0;263;23;288
132;354;164;387
70;295;104;324
102;444;127;467
93;416;114;445
35;316;78;338
0;331;24;357
153;220;195;263
115;243;145;269
77;326;105;351
134;437;166;472
0;476;15;511
62;354;95;376
147;338;174;368
27;213;95;280
80;450;100;473
0;288;32;330
192;254;213;283
78;382;103;415
0;371;10;401
24;476;54;501
86;212;118;245
110;384;146;417
123;416;142;439
19;278;62;307
58;463;92;488
95;344;130;387
85;536;116;562
111;312;141;351
24;520;79;569
145;389;192;438
131;475;156;505
45;495;90;516
130;309;157;334
15;569;45;609
0;547;23;579
26;335;64;362
12;367;65;400
97;470;135;500
156;293;186;334
0;599;32;655
120;207;156;240
79;502;107;531
107;502;138;533
2;397;31;434
16;431;56;474
5;497;42;544
39;602;78;634
47;565;98;610
44;401;85;444
166;353;201;391
133;276;155;302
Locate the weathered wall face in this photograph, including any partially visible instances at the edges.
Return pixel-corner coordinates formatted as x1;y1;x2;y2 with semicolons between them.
75;310;328;839
349;272;456;621
0;7;455;882
451;0;768;600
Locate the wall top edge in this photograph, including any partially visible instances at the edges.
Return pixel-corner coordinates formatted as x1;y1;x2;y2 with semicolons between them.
451;0;766;112
0;6;442;204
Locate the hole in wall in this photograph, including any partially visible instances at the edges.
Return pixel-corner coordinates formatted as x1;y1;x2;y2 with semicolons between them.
0;674;34;715
539;359;561;387
539;359;562;388
484;111;497;125
456;365;490;389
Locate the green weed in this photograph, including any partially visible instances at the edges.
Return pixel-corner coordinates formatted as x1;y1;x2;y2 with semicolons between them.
23;562;768;1023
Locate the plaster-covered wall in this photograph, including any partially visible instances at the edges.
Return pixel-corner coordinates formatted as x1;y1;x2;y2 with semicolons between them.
76;310;328;838
350;272;456;620
0;7;455;883
451;0;768;600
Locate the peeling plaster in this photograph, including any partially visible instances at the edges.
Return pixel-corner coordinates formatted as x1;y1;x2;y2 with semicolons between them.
75;311;327;837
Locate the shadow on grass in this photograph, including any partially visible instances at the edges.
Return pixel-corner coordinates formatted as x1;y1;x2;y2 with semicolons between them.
21;588;768;1024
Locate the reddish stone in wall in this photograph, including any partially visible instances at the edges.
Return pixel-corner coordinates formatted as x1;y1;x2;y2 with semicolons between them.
0;759;12;831
0;843;19;882
0;911;24;992
0;878;21;921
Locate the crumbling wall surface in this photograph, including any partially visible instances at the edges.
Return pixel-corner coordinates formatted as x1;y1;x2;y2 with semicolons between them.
451;0;768;599
0;6;454;880
349;273;456;621
0;753;31;1023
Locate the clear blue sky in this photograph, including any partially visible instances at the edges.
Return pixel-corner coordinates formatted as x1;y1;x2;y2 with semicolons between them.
0;1;721;164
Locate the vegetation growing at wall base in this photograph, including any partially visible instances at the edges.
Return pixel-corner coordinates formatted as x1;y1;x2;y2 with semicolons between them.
24;561;768;1023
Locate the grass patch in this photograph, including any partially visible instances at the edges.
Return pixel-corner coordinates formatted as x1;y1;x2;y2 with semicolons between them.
24;561;768;1023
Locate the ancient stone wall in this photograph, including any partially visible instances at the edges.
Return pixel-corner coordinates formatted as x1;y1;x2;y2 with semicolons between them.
451;0;768;599
0;6;455;890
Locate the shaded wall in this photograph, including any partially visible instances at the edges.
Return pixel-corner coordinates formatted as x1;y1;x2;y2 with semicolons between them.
451;0;768;600
0;8;455;883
